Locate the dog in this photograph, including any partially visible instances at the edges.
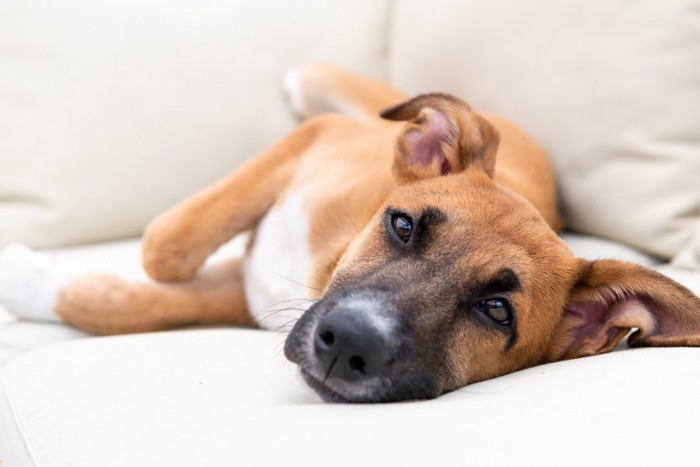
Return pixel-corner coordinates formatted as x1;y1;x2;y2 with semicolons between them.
1;63;699;403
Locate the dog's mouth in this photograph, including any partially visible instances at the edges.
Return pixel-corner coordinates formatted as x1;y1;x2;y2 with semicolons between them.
299;368;351;403
294;356;392;403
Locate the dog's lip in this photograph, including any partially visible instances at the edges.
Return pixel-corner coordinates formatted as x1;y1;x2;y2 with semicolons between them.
299;368;351;403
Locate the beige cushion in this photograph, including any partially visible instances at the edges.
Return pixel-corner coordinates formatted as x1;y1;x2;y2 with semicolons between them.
672;218;700;270
388;0;700;261
0;0;390;248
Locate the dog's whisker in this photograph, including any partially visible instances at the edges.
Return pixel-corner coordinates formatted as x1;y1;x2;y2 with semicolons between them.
255;303;311;318
255;298;314;318
254;298;314;315
339;203;362;236
254;298;316;326
274;317;302;333
256;308;301;325
249;258;322;293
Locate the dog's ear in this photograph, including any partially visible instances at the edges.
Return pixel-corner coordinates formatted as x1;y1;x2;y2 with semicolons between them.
381;93;499;184
544;259;700;362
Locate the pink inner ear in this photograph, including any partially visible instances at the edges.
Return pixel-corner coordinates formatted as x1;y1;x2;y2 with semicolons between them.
567;301;608;342
564;298;655;356
405;111;452;175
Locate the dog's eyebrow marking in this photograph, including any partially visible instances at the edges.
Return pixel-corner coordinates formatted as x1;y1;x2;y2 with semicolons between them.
418;207;447;228
413;207;447;250
468;268;521;299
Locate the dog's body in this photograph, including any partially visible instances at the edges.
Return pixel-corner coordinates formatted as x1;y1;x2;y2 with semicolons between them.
243;69;560;331
1;64;699;402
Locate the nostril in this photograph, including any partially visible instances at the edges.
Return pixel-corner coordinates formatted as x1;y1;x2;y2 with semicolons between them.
348;355;366;374
314;306;393;381
319;330;335;347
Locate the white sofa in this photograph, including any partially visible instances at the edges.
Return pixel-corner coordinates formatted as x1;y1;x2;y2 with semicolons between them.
1;1;699;466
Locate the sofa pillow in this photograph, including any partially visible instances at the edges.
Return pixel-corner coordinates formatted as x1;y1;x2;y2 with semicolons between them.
388;0;700;261
671;218;700;271
0;0;391;248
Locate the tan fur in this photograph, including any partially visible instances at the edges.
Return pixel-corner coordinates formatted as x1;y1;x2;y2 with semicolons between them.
58;259;252;334
142;118;326;282
328;170;578;389
53;63;700;396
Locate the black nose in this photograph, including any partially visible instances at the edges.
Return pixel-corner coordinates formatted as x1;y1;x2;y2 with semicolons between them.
313;306;391;382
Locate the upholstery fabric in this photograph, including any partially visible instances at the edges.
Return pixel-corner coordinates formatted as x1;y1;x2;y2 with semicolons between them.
1;328;699;467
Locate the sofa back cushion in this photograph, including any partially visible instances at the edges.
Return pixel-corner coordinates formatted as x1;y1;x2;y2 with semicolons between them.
388;0;700;262
0;0;390;248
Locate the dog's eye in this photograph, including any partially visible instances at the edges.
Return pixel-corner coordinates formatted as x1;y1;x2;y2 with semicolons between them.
474;299;512;326
391;214;413;242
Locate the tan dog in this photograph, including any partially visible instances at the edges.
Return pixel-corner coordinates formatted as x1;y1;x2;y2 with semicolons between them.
2;64;699;402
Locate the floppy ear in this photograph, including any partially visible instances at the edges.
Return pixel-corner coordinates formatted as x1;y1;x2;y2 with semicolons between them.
545;259;700;362
380;93;499;183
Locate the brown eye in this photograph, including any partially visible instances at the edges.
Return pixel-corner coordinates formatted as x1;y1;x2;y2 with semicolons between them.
391;214;413;242
475;299;512;325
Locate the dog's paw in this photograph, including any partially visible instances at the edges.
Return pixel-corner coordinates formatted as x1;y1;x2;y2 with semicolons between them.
281;67;309;120
281;63;341;120
282;63;367;122
0;244;67;321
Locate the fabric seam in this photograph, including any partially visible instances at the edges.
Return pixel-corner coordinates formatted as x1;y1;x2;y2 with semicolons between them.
0;371;40;467
380;0;398;82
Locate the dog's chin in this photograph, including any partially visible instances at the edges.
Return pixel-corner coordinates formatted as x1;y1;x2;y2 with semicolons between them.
299;367;400;403
299;367;440;403
299;369;353;403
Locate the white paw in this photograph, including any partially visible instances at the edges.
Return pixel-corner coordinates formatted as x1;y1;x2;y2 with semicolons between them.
281;68;308;119
0;244;67;322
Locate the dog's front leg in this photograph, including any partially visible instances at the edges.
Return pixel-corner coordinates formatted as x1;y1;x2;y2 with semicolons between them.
142;120;320;282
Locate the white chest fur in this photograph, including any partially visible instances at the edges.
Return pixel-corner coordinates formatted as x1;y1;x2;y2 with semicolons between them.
243;192;315;331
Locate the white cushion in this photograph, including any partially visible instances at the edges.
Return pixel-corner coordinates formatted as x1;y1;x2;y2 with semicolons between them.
388;0;700;261
1;328;699;466
0;0;391;248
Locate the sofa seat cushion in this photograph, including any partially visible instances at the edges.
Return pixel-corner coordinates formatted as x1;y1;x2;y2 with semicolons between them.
1;328;699;467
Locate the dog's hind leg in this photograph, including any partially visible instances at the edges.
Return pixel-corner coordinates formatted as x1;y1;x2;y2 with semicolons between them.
282;62;408;122
0;244;251;334
56;258;252;334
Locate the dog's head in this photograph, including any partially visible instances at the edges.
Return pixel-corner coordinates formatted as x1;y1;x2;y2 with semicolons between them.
285;94;700;403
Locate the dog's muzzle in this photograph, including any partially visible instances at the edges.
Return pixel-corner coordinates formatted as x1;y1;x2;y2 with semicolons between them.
284;290;440;403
